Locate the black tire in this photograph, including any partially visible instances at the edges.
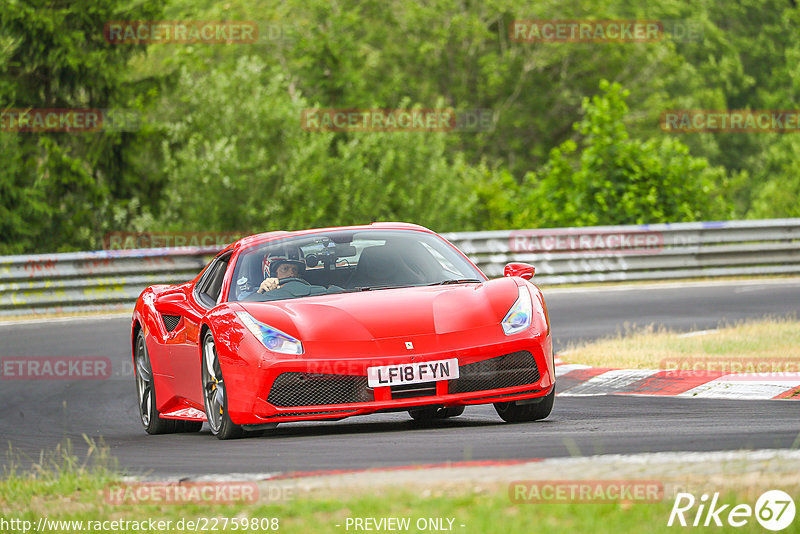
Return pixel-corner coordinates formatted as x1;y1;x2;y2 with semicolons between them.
135;331;178;434
494;389;554;423
201;331;245;440
409;406;465;421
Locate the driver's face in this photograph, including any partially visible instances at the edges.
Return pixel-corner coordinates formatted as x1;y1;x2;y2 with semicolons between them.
276;262;300;279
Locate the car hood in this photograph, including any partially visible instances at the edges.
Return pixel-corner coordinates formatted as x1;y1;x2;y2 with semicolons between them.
235;277;520;342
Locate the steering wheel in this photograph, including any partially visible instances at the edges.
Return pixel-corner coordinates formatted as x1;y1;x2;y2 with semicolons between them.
278;277;310;287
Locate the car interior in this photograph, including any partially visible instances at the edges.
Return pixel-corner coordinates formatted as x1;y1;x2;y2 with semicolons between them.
229;232;474;302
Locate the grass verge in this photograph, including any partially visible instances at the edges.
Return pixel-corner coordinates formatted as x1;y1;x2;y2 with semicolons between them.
3;475;799;533
3;441;800;533
560;316;800;369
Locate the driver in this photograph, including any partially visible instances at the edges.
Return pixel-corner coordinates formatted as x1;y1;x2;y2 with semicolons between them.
257;251;306;293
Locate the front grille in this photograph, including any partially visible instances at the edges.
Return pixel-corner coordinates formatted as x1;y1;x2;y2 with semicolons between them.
391;381;437;399
267;373;373;407
161;314;181;332
449;351;539;394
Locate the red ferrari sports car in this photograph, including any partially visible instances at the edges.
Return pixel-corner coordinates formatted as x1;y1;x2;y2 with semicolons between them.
131;223;554;439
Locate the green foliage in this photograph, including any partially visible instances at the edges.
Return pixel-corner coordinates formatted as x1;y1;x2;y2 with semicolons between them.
747;135;800;218
516;81;731;227
158;57;483;233
1;0;799;253
0;134;50;254
0;0;164;253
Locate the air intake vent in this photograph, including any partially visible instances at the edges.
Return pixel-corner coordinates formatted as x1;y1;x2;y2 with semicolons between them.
449;351;539;394
268;373;373;407
161;314;181;332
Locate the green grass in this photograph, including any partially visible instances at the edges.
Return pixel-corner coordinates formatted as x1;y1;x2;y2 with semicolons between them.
560;316;800;369
3;440;799;533
4;480;799;533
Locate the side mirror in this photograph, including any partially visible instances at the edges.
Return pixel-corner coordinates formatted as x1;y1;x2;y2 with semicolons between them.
504;262;535;280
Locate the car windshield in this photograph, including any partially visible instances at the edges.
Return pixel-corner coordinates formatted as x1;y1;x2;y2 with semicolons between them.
229;229;484;302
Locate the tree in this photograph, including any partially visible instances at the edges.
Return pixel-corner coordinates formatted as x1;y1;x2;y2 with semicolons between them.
515;80;731;227
0;0;163;253
157;56;486;233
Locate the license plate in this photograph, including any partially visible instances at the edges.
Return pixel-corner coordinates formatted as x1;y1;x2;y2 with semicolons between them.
367;358;459;388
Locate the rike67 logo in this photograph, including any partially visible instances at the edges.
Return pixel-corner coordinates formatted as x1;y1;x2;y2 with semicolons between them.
668;490;795;531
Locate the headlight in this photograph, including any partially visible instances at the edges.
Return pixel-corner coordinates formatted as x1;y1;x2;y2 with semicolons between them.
501;286;533;335
236;311;303;355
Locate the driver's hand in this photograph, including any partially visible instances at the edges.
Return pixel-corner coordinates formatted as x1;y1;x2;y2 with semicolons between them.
257;277;280;293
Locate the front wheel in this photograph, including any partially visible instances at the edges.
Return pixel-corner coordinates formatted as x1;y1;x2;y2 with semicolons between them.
202;331;246;440
494;389;554;423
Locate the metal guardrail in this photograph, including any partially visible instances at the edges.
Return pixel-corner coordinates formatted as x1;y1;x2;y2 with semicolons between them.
1;219;799;316
0;247;219;317
443;218;800;282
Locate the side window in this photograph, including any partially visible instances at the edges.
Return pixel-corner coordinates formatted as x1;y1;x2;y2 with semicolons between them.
195;254;231;308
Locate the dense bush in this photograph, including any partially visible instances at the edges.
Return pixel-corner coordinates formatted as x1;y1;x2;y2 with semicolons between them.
514;81;731;228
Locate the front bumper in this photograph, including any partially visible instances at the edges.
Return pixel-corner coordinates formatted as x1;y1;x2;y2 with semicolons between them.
225;334;554;425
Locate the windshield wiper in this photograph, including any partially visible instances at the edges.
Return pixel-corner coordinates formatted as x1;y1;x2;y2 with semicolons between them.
343;280;481;292
343;285;407;292
428;278;482;285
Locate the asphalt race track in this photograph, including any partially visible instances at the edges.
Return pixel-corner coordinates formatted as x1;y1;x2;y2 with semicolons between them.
2;279;799;477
